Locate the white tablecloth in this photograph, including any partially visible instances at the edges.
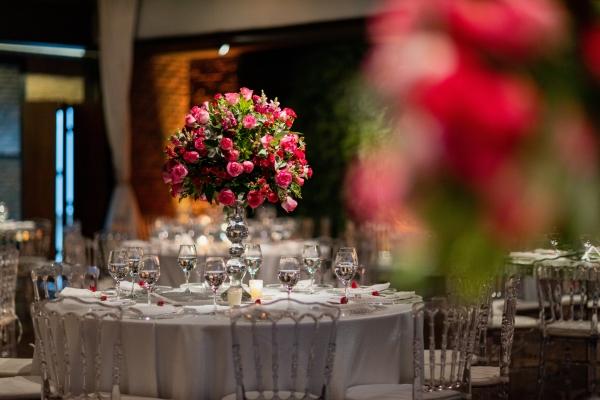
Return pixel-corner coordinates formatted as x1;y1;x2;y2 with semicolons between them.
35;293;417;399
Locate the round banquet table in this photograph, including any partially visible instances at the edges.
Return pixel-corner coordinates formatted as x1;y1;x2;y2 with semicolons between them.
34;291;418;400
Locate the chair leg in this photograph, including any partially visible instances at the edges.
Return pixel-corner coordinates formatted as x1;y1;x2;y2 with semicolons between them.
588;338;598;396
537;335;548;400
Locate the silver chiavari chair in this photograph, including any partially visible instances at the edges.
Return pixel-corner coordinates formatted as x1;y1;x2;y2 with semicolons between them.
470;274;520;399
224;298;341;400
0;246;21;357
345;298;479;400
536;261;600;399
31;297;167;400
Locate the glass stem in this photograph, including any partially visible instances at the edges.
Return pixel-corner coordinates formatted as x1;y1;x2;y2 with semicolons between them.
185;272;190;294
310;275;314;294
130;274;136;297
147;289;151;305
213;291;217;313
344;284;348;299
116;281;121;300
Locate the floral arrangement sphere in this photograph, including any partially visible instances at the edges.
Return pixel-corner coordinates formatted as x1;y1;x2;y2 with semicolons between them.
163;88;312;212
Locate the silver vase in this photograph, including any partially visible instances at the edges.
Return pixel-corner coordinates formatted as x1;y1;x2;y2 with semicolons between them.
225;200;248;287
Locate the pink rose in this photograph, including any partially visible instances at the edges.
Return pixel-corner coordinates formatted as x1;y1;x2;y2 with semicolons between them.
242;161;254;173
220;137;234;151
185;114;196;127
227;150;240;162
183;151;199;163
247;190;265;208
280;134;298;152
197;108;210;125
240;87;253;101
260;135;274;148
267;191;279;203
170;163;188;184
243;114;257;129
294;176;305;186
281;196;298;213
224;93;240;105
275;170;293;188
217;189;236;206
161;170;172;184
194;140;206;154
226;162;244;177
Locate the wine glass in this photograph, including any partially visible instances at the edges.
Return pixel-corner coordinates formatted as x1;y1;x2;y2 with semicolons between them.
334;247;358;300
204;257;227;314
125;247;143;298
108;249;130;300
278;257;300;299
244;244;262;280
302;244;321;294
178;244;197;294
138;255;161;305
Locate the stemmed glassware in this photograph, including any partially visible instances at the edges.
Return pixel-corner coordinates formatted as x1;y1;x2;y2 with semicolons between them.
302;244;321;294
204;257;227;314
278;256;300;299
138;255;161;305
244;244;262;280
178;244;197;294
334;247;358;300
108;249;130;300
125;247;143;298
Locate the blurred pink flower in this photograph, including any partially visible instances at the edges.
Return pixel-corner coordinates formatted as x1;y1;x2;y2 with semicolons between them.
170;163;188;184
418;60;539;185
224;93;240;105
553;108;599;176
275;170;293;188
583;24;600;80
280;134;298;153
242;161;254;173
219;137;234;151
247;190;265;208
184;114;196;127
240;87;253;101
344;150;408;223
447;0;566;58
183;151;199;163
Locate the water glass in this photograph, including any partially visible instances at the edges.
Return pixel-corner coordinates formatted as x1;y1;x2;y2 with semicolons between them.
334;247;358;299
138;255;161;305
302;244;320;293
178;244;197;294
278;256;300;299
125;247;143;297
108;249;130;299
244;244;262;280
204;257;227;314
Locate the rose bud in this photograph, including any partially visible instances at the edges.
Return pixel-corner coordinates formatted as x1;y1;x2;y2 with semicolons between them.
100;295;108;301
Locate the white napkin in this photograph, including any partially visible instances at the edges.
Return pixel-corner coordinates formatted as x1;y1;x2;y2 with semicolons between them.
296;280;312;290
349;283;391;294
130;304;179;317
58;287;101;298
119;281;144;292
183;305;229;314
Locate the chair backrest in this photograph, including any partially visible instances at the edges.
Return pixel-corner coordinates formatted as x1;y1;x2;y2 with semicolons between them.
229;298;341;400
536;261;600;333
0;246;19;316
31;297;137;399
412;298;480;399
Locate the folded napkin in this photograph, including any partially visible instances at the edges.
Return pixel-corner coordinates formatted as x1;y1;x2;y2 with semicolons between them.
346;283;390;295
130;304;180;317
58;287;101;298
183;304;229;314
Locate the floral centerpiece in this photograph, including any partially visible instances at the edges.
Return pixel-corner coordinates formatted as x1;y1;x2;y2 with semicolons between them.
162;87;311;213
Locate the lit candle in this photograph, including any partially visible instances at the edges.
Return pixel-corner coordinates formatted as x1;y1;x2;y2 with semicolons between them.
249;279;263;301
227;286;243;307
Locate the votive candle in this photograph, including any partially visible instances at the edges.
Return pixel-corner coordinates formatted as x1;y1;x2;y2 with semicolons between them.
249;279;263;300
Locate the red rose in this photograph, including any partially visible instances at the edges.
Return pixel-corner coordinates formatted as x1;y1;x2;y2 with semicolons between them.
100;295;107;301
267;191;279;203
89;285;97;292
226;162;244;177
351;281;358;289
242;161;254;173
247;190;265;209
255;299;262;304
217;188;236;206
372;291;380;296
220;137;234;151
194;137;205;151
183;151;199;163
157;300;165;306
227;150;240;162
340;296;348;304
275;170;293;188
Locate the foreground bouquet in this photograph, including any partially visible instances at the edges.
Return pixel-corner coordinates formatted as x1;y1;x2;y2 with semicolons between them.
162;88;311;212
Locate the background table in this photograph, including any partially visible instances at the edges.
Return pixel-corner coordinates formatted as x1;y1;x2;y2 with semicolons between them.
36;294;417;399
